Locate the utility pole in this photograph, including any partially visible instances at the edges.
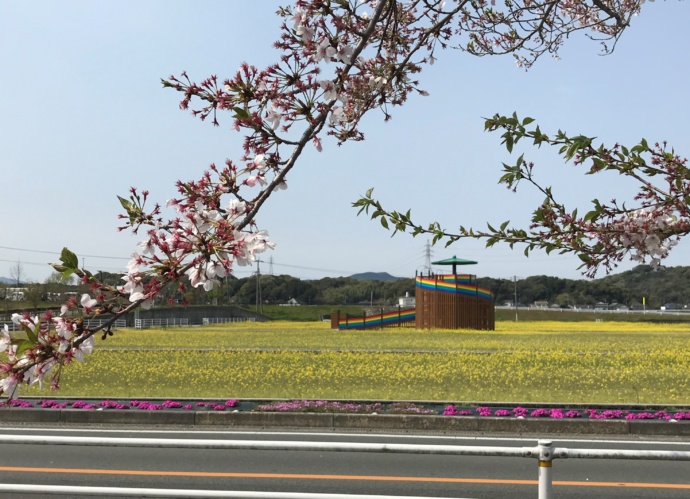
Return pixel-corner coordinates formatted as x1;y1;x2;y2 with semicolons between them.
255;260;262;313
514;275;519;322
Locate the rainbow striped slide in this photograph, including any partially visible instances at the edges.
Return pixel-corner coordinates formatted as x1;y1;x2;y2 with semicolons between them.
337;308;416;330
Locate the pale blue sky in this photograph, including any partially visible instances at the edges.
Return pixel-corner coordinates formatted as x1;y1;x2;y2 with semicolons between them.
1;1;688;283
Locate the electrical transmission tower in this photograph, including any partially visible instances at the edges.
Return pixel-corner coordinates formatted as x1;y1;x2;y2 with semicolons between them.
268;256;274;276
423;240;433;274
255;260;262;313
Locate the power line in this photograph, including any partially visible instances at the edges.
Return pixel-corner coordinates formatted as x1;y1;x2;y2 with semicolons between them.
0;258;52;268
0;245;358;273
262;260;356;275
0;245;129;261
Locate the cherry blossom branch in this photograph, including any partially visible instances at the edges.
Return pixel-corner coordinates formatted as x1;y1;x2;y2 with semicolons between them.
355;113;690;278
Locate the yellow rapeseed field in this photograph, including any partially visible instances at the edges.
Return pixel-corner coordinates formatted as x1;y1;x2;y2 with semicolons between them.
22;320;690;404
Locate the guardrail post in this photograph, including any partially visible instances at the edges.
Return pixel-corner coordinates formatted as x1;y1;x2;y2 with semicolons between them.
537;439;554;499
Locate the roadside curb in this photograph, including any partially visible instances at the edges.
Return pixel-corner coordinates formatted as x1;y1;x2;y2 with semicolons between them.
2;409;690;436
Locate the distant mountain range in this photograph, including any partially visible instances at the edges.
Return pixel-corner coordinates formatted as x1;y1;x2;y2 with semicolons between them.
1;273;406;285
0;274;407;284
348;272;402;281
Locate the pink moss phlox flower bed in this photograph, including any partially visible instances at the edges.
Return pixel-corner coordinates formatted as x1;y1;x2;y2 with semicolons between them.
4;398;238;411
255;400;436;415
440;405;690;420
3;398;690;421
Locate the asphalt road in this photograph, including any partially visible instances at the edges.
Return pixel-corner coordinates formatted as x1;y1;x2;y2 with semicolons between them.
0;426;689;498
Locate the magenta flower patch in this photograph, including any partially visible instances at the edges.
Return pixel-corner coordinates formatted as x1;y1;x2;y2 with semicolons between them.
476;406;492;416
2;398;689;424
512;407;529;417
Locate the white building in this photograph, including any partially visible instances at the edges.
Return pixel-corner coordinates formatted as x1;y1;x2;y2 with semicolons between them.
398;292;415;308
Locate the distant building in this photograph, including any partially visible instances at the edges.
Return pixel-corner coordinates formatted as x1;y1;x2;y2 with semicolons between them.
279;298;301;307
4;287;27;301
398;292;415;308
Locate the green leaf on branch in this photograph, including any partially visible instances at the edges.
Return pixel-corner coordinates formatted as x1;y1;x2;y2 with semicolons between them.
20;322;38;344
60;247;79;270
57;247;80;281
117;195;137;223
61;268;76;281
11;339;35;359
232;106;251;120
584;199;603;221
532;208;544;223
505;134;514;153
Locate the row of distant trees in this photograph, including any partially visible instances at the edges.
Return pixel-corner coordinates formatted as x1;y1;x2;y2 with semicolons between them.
183;274;417;308
483;265;690;309
4;264;687;311
204;266;690;310
2;268;416;309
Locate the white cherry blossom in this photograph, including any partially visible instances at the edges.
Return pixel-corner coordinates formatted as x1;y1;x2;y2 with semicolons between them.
265;105;281;130
72;336;95;362
330;106;346;125
319;80;338;102
0;374;19;395
335;44;354;64
253;154;267;171
0;324;10;353
80;294;98;312
314;38;336;62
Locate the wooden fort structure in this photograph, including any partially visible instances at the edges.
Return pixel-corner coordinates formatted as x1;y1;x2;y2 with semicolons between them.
414;272;494;330
332;256;495;331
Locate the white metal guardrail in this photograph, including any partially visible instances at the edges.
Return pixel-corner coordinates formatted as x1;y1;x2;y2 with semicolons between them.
202;317;257;325
495;305;690;315
134;318;190;329
84;319;127;329
0;485;459;499
0;436;689;498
